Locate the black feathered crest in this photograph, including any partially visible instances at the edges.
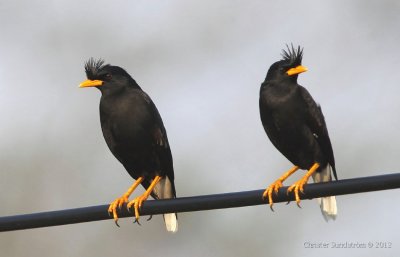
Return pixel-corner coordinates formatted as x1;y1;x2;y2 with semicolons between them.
85;58;108;79
281;44;303;67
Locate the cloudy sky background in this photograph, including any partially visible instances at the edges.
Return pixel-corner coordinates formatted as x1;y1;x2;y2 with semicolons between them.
1;1;399;256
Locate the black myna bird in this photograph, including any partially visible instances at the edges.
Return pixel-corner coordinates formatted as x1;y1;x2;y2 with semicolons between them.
259;45;337;220
79;59;178;232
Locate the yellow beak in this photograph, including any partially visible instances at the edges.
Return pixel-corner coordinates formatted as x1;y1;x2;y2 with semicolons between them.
286;65;308;76
79;79;103;88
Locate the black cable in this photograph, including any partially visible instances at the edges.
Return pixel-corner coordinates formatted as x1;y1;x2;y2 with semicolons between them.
1;173;400;232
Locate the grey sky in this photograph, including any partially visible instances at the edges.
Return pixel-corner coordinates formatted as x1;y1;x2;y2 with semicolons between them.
1;1;399;256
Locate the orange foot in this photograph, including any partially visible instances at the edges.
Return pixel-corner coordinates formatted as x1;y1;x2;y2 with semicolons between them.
287;163;320;207
108;196;129;226
108;177;144;226
262;166;299;210
127;175;161;223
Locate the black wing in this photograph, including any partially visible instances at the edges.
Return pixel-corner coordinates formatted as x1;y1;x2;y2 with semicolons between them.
142;92;176;197
299;86;337;180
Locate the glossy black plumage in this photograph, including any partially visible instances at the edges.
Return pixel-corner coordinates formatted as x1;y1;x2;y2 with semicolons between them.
259;46;337;179
260;46;338;219
86;59;175;195
80;59;177;231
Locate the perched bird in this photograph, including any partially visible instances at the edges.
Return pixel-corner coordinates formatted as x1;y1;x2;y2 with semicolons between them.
259;45;337;220
79;59;178;232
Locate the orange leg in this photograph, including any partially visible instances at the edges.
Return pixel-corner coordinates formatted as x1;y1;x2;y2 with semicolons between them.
127;175;162;222
108;176;144;226
262;166;299;210
287;163;320;207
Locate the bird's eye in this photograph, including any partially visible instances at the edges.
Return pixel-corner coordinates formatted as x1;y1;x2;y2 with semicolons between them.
105;73;112;80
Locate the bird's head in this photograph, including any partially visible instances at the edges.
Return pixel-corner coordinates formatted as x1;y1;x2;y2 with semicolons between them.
79;58;138;93
265;45;307;83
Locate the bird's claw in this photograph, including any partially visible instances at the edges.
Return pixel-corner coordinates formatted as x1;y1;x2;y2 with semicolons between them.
133;218;141;226
263;179;284;211
287;177;308;207
127;193;150;224
108;196;129;226
133;215;152;223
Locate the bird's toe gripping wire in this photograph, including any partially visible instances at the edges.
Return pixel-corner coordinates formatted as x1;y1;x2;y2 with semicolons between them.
108;177;144;226
127;175;162;224
262;166;299;210
287;163;320;207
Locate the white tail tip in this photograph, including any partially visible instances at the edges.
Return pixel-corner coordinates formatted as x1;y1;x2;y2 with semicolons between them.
164;213;178;233
312;164;338;221
317;196;337;221
153;176;179;232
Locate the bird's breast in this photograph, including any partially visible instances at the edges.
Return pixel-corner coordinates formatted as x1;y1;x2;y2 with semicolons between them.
260;85;307;136
262;84;298;109
99;95;154;150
